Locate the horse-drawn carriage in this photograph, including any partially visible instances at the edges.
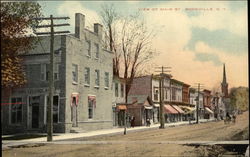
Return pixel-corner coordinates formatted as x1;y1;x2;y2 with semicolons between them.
224;115;236;124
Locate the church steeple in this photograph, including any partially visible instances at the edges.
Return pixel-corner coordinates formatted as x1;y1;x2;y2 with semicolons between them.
222;63;227;84
221;63;228;97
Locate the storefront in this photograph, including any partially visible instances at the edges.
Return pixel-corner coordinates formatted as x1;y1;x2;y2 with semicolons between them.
164;104;179;123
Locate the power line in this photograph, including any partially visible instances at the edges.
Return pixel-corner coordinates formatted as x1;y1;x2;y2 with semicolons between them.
34;15;70;142
155;66;172;129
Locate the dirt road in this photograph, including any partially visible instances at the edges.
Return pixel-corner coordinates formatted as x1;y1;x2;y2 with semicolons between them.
3;111;249;157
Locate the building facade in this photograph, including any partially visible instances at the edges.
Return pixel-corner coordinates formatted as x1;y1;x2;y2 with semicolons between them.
2;13;114;134
112;76;126;127
203;89;214;119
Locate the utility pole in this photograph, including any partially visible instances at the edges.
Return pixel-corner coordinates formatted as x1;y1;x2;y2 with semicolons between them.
33;15;70;141
155;66;171;129
193;83;204;124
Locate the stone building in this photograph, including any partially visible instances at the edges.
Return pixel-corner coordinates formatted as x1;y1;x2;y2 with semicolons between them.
1;13;113;134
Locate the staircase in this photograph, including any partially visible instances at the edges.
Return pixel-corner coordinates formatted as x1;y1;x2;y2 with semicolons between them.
70;127;86;133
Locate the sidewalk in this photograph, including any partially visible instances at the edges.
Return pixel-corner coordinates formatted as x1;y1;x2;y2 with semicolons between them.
2;119;215;149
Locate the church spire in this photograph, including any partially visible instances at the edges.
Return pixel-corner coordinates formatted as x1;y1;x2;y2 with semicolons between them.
222;63;227;84
221;63;228;97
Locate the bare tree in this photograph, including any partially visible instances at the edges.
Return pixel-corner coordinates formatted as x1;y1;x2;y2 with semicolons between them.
100;4;156;102
100;4;120;76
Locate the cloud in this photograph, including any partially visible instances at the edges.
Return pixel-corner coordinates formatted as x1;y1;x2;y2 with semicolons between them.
189;2;247;37
142;1;247;88
187;27;248;55
194;53;222;66
57;1;101;31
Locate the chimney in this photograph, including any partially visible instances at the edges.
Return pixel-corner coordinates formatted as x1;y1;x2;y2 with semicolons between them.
94;23;103;38
75;13;85;39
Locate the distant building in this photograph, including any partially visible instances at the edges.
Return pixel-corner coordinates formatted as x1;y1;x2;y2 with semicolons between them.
203;89;214;119
1;13;113;134
127;75;156;125
211;92;225;120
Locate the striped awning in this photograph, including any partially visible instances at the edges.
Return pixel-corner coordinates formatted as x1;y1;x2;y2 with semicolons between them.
164;105;179;114
179;106;196;114
172;105;185;114
205;107;214;114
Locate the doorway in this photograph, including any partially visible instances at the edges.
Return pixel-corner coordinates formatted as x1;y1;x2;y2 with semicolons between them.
29;96;40;129
32;105;39;128
71;97;78;127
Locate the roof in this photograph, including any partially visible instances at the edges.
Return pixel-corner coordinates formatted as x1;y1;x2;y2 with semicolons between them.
171;79;184;85
203;89;211;93
152;73;172;80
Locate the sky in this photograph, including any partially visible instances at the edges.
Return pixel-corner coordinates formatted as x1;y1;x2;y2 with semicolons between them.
39;1;248;90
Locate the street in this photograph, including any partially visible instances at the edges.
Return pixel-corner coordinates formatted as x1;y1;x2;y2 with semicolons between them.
2;111;248;157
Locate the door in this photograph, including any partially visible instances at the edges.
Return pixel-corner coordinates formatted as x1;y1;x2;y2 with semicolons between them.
71;97;78;127
29;96;40;129
32;105;39;128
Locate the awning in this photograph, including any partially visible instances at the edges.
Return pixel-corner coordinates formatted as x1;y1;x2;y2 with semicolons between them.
164;105;179;114
153;103;160;107
179;106;196;114
71;93;79;106
144;106;153;109
172;105;185;114
205;107;214;114
117;105;127;110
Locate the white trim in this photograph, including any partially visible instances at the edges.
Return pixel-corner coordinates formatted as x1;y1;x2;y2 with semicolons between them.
94;86;100;89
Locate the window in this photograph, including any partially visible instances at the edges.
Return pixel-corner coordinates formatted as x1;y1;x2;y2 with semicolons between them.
41;64;58;81
53;95;59;123
94;43;99;59
88;96;96;119
41;64;49;81
72;64;78;83
172;88;176;101
115;83;118;97
104;72;109;88
87;41;91;56
10;97;22;124
154;87;159;101
54;64;59;80
121;84;124;97
95;69;100;86
84;67;90;85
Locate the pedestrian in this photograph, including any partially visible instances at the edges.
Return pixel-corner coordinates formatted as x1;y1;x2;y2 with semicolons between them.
131;116;135;128
128;115;131;128
146;118;151;127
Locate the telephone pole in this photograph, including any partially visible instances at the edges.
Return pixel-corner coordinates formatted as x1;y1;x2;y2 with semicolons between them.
34;15;70;141
193;83;204;124
155;66;171;129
